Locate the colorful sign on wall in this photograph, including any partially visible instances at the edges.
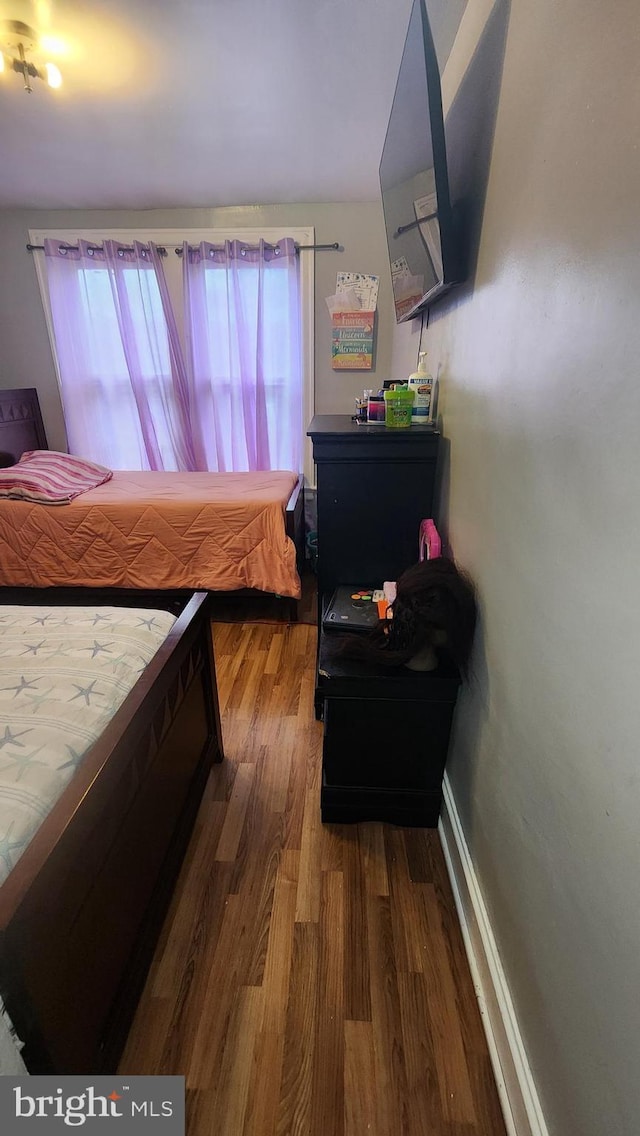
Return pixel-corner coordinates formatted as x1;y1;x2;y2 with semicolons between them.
331;311;375;370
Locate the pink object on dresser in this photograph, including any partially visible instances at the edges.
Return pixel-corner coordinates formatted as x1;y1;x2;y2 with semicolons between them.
418;518;441;561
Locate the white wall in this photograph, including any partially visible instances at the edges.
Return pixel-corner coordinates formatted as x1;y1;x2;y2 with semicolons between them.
0;202;396;451
390;1;640;1134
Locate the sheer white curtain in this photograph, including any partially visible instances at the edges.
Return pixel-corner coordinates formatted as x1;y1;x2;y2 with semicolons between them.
42;234;303;474
183;238;302;473
43;239;197;470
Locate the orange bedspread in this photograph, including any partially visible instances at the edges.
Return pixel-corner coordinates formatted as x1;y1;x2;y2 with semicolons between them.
0;470;301;598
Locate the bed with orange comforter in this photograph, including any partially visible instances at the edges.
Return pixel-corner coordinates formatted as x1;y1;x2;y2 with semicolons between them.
0;468;301;599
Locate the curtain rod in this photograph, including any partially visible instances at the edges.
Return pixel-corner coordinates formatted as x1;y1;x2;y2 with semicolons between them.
174;241;339;254
26;242;168;256
26;240;340;255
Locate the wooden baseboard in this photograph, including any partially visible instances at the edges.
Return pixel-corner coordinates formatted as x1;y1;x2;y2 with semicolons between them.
438;774;549;1136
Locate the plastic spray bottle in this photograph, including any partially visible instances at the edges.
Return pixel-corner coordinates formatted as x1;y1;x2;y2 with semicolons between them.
407;351;433;425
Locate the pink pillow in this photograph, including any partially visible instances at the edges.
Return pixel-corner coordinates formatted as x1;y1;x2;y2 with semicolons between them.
0;450;112;505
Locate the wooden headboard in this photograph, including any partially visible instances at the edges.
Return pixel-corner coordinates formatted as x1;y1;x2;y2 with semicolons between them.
0;388;48;467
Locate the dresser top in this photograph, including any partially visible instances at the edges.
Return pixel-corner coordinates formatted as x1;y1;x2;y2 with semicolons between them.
307;414;440;439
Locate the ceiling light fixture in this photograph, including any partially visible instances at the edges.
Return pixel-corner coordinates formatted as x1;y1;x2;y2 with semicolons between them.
0;19;62;93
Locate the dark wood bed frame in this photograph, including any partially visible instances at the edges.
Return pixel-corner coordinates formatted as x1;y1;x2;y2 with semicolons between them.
0;387;304;621
0;387;48;468
0;587;223;1075
0;389;230;1072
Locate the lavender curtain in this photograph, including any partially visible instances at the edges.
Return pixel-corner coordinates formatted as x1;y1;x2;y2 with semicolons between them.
183;238;302;473
43;238;197;470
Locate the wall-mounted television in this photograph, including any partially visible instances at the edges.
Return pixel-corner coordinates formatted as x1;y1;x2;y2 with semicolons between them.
380;0;509;324
379;0;464;323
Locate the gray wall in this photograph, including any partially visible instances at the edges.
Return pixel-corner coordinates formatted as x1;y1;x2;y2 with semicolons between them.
0;202;396;452
391;1;640;1134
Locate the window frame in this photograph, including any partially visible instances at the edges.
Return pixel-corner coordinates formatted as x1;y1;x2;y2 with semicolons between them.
30;225;316;484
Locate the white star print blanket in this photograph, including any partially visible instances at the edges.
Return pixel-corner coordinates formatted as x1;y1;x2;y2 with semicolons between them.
0;605;176;886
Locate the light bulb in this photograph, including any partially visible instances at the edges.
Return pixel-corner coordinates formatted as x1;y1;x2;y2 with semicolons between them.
45;61;61;88
40;36;66;57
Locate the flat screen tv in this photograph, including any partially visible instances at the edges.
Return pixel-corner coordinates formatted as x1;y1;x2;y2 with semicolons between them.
379;0;464;323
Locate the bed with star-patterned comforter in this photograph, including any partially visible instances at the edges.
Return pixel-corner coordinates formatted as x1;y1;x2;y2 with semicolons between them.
0;589;222;1076
0;604;176;887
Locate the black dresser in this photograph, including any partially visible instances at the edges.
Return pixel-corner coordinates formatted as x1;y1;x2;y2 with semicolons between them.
307;415;441;603
307;415;459;827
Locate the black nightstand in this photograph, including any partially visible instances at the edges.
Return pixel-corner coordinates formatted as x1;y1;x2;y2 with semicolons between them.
317;631;460;827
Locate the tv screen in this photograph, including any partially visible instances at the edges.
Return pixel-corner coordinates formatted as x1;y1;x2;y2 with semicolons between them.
379;0;465;323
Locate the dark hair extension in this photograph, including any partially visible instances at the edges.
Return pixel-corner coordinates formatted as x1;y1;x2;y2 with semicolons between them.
331;557;477;675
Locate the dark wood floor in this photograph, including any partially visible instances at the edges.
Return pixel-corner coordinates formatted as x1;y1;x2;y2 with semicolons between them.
119;606;507;1136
